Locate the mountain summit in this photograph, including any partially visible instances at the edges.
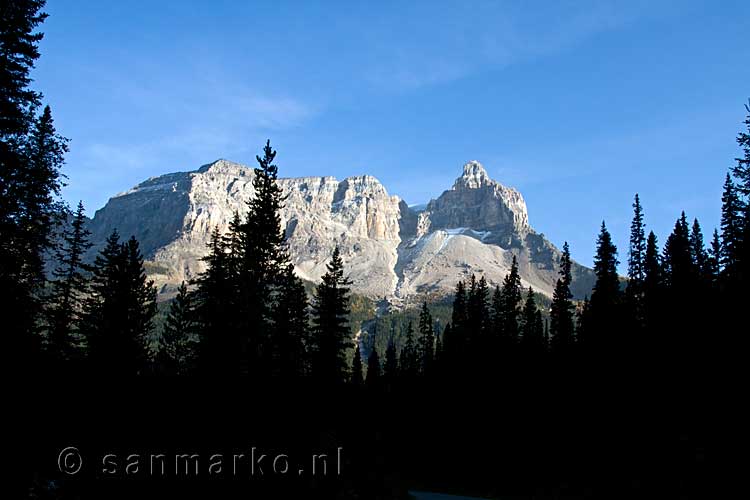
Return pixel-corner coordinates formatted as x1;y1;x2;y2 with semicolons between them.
455;160;492;189
87;159;594;304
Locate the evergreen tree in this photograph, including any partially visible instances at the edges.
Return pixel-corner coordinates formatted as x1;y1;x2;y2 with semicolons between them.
384;337;399;385
628;194;647;285
235;140;290;375
444;280;467;366
550;242;575;353
625;195;647;332
520;287;544;355
271;265;309;379
192;227;236;375
731;100;750;198
434;327;443;367
351;343;364;387
80;232;156;375
690;218;710;283
585;222;620;350
400;321;418;379
663;212;694;289
732;102;750;284
0;1;51;366
642;231;662;335
418;301;435;375
500;256;523;346
644;231;662;297
46;200;91;360
490;284;504;344
720;174;743;282
311;247;352;385
366;347;381;387
708;229;722;283
466;275;489;350
157;282;195;375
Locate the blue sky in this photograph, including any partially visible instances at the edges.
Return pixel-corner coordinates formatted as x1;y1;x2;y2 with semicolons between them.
33;0;749;267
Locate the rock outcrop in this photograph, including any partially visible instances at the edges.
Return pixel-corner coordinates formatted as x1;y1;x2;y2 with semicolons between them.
87;159;595;304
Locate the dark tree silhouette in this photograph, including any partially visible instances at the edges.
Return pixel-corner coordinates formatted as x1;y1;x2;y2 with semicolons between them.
720;174;743;283
550;242;575;353
46;200;91;360
500;256;522;348
418;301;435;375
192;227;236;375
584;222;620;351
366;346;381;387
271;265;310;379
311;247;352;385
520;287;545;356
351;343;364;387
80;232;156;376
235;140;290;376
625;195;647;333
156;282;195;375
400;321;418;379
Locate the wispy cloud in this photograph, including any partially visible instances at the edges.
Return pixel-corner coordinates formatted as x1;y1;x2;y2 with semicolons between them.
363;1;648;91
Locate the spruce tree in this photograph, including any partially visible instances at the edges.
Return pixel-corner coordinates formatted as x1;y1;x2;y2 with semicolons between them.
384;337;398;386
490;285;504;347
731;102;750;284
625;195;647;332
236;140;290;376
720;174;743;282
157;282;195;375
400;321;418;379
708;229;722;283
46;200;91;360
731;101;750;198
520;287;544;356
0;1;50;362
311;247;352;385
192;227;235;375
366;347;381;387
586;222;620;350
500;256;522;346
628;194;646;285
351;343;364;387
418;301;435;375
434;327;443;368
444;280;467;366
689;218;710;283
466;275;489;351
642;231;662;335
271;265;309;379
81;232;156;376
550;242;575;353
663;212;694;289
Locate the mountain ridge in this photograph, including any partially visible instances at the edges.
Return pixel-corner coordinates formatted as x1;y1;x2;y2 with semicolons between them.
87;159;595;305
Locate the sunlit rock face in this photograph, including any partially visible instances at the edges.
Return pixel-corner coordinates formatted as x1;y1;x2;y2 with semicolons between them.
88;159;594;304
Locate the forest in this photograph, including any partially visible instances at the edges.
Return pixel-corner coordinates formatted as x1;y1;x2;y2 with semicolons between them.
4;2;747;499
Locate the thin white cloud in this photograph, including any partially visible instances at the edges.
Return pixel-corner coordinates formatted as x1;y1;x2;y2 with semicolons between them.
364;1;648;91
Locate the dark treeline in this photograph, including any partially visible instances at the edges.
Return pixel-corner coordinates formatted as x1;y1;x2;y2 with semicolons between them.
5;2;747;498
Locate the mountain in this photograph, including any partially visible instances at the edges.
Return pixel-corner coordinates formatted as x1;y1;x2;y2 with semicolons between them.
87;159;595;305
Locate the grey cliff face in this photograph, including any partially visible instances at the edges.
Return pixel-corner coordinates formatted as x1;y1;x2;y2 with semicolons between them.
87;159;594;304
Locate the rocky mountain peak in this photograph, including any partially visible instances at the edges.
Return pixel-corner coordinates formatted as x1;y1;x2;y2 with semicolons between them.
86;158;594;304
454;160;491;190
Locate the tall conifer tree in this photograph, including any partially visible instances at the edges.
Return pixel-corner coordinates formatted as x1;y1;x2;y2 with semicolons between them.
351;343;364;387
157;282;195;375
418;301;435;375
46;200;91;360
311;247;352;385
550;242;575;353
586;222;620;350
